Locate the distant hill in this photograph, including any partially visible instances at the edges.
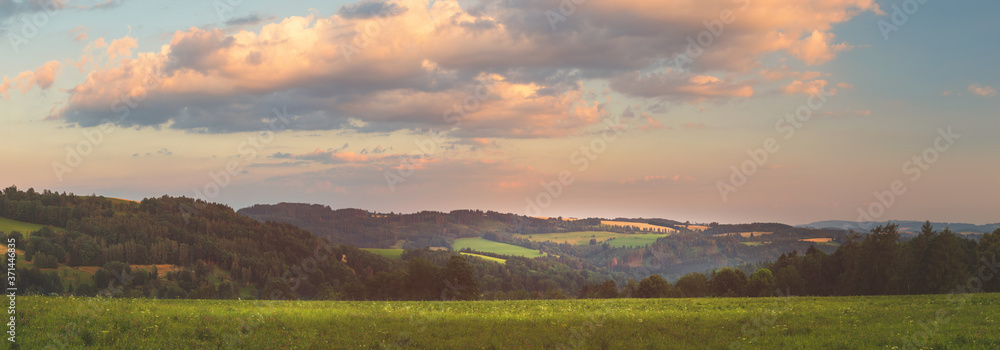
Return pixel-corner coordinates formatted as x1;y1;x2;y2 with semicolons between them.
237;203;609;248
798;220;1000;234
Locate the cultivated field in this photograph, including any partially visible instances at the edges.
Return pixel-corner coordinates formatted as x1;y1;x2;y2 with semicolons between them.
18;294;1000;349
679;224;710;232
452;237;545;258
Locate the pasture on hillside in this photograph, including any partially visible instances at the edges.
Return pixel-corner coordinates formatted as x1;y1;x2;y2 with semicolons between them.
17;294;1000;349
361;248;405;259
0;216;64;238
452;238;544;258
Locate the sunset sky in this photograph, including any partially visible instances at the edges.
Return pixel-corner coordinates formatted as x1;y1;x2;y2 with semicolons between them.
1;0;998;225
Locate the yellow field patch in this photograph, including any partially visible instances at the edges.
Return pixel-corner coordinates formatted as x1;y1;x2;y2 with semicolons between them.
801;238;833;243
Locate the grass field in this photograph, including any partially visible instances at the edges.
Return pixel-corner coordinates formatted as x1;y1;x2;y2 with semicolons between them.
518;231;670;248
361;248;405;259
452;238;544;258
459;252;507;264
0;216;64;237
17;294;1000;349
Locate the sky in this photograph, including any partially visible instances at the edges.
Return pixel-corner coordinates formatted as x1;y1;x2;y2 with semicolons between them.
1;0;998;225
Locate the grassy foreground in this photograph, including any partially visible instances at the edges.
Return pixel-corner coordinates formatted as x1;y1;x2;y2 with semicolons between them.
17;294;1000;349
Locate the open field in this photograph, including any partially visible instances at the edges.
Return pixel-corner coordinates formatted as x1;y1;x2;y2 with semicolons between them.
108;197;140;204
459;252;506;264
361;248;405;259
452;238;544;258
0;216;64;237
600;220;676;233
18;294;1000;349
801;238;833;243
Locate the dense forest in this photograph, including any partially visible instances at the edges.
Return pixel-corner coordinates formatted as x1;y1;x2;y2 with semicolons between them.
619;223;999;299
238;203;610;248
3;186;996;302
1;186;620;300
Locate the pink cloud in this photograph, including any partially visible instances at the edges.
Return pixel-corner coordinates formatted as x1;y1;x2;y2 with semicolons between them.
788;31;853;65
781;79;837;96
53;0;880;135
1;61;63;98
968;84;997;97
69;26;89;41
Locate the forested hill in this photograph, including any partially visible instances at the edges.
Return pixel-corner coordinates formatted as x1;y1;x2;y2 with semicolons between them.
0;186;410;299
799;220;1000;234
238;203;623;248
0;186;624;300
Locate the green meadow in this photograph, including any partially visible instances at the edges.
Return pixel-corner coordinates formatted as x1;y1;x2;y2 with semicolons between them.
452;237;544;258
0;216;63;238
361;248;405;259
17;294;1000;349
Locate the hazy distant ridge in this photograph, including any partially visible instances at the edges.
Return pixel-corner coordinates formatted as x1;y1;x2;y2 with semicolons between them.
798;220;1000;233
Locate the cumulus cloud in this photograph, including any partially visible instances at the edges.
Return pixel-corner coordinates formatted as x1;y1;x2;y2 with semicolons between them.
781;79;837;96
52;0;879;138
0;60;62;98
968;84;997;97
788;31;853;65
611;71;754;102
